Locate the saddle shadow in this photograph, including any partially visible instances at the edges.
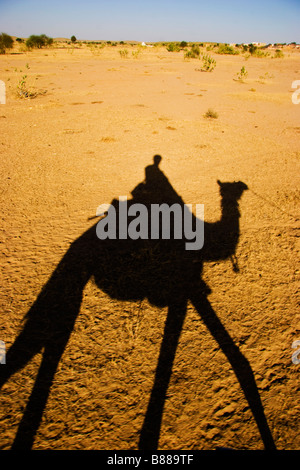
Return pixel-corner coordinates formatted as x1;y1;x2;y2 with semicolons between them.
0;155;276;450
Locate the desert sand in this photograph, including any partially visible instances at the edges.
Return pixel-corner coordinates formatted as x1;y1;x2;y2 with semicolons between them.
0;42;299;450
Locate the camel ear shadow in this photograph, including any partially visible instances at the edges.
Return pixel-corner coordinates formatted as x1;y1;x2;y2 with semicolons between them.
239;182;249;191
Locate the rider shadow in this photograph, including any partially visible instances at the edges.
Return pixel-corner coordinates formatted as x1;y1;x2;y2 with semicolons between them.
0;156;276;450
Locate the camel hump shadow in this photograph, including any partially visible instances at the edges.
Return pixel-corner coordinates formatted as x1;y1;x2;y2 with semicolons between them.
0;155;276;451
92;156;248;306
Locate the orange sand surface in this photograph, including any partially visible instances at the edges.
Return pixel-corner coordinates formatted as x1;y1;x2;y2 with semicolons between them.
0;42;299;450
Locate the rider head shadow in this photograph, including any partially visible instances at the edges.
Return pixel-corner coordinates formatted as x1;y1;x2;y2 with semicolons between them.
0;155;276;450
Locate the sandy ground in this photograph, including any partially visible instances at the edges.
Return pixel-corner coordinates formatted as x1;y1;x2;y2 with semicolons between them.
0;42;299;450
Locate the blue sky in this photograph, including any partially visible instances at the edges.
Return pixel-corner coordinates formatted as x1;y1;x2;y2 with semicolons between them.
0;0;299;43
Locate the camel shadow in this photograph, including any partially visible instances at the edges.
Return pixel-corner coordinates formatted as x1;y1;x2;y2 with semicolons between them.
0;155;276;450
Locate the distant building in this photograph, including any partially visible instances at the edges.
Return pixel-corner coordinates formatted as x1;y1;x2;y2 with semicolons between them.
242;42;266;47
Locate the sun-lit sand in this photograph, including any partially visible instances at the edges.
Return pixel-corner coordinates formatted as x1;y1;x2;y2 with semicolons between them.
0;41;299;450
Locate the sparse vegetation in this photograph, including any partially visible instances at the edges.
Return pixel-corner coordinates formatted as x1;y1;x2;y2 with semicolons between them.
119;49;128;58
257;72;274;84
236;66;248;82
253;48;269;58
13;67;47;99
0;33;14;54
16;74;36;98
216;44;239;55
88;43;105;55
245;44;269;58
132;49;142;59
204;108;218;119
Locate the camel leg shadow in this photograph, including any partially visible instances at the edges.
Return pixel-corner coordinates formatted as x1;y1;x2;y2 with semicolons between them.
11;336;71;450
0;234;92;450
0;315;76;450
191;292;276;450
139;298;187;450
139;291;276;451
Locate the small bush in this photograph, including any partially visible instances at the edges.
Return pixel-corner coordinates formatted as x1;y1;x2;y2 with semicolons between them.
184;44;201;59
206;44;215;51
0;33;14;54
201;54;216;72
274;49;284;58
204;108;218;119
191;44;200;56
236;66;248;82
166;42;181;52
16;74;46;99
184;50;194;59
71;35;76;43
119;49;128;58
248;43;257;55
132;49;142;59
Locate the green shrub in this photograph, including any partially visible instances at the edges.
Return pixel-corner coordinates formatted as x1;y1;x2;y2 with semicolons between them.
184;44;200;59
191;44;200;56
201;54;216;71
166;42;181;52
71;35;76;43
26;34;53;49
0;33;14;54
248;43;257;55
184;50;194;59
